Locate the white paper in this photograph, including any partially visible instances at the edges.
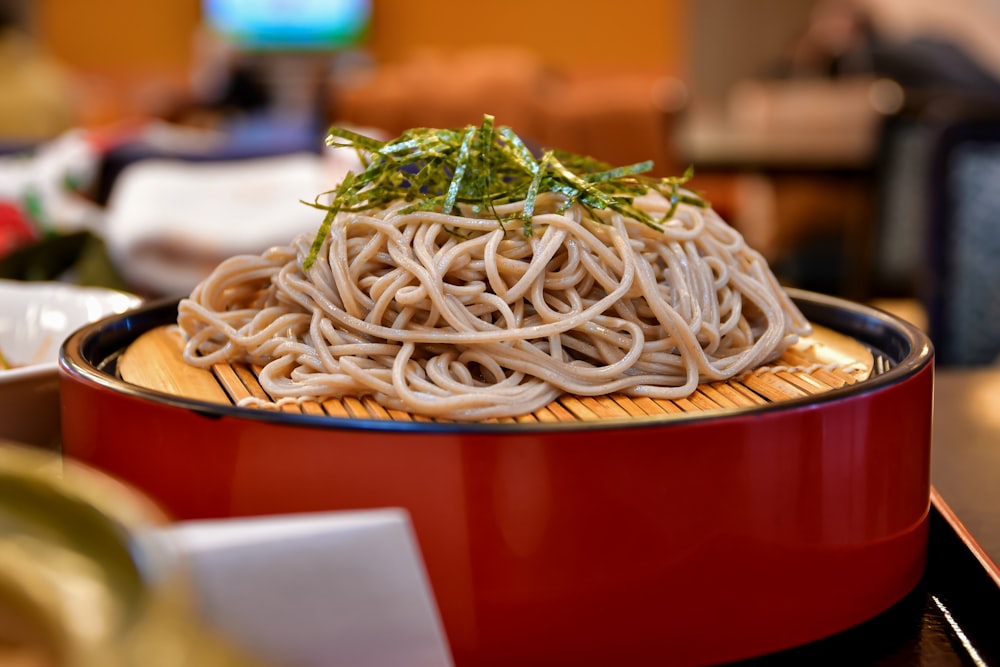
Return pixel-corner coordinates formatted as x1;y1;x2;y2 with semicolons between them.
102;153;326;296
164;508;453;667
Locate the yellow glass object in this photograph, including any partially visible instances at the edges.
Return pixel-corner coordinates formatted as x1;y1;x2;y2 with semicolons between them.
0;442;271;667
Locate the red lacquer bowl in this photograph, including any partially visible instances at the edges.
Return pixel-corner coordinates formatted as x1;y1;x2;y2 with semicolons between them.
58;289;934;667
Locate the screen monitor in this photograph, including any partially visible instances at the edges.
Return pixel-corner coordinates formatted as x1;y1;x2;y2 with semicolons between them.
202;0;372;52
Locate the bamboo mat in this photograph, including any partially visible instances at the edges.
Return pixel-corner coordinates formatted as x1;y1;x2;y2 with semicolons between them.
118;325;874;424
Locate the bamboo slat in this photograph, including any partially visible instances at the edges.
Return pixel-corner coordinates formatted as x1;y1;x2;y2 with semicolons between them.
118;324;874;424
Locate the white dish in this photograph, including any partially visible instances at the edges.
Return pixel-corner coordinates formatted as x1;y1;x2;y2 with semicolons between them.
0;279;141;447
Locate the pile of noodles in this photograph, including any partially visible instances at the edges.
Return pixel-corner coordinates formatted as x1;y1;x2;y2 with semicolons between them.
177;186;811;420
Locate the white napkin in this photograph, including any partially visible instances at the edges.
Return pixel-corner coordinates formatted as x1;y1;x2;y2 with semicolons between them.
164;508;454;667
103;150;355;296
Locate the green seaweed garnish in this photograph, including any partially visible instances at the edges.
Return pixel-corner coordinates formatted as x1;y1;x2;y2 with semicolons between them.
302;114;706;270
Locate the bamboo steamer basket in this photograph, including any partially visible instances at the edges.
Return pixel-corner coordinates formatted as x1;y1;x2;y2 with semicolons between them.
58;288;934;667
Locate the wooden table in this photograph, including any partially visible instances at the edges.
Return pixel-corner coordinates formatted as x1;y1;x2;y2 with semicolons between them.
931;367;1000;567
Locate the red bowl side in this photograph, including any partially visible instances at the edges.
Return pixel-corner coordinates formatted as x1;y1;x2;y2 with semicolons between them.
59;357;932;667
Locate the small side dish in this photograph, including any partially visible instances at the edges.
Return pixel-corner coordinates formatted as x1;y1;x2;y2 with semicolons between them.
0;279;140;446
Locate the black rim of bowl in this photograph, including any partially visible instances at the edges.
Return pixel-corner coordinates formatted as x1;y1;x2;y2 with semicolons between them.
59;288;934;434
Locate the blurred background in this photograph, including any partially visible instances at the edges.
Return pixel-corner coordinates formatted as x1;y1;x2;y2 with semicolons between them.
3;0;1000;364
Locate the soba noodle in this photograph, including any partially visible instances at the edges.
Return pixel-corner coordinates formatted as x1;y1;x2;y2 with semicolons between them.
177;119;810;420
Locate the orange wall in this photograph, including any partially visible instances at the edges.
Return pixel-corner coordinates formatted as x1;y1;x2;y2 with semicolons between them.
33;0;685;126
37;0;201;73
366;0;687;72
36;0;685;73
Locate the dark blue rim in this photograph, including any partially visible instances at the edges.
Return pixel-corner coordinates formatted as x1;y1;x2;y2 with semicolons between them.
59;289;934;434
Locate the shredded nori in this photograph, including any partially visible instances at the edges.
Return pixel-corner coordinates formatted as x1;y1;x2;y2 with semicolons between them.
302;114;705;270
